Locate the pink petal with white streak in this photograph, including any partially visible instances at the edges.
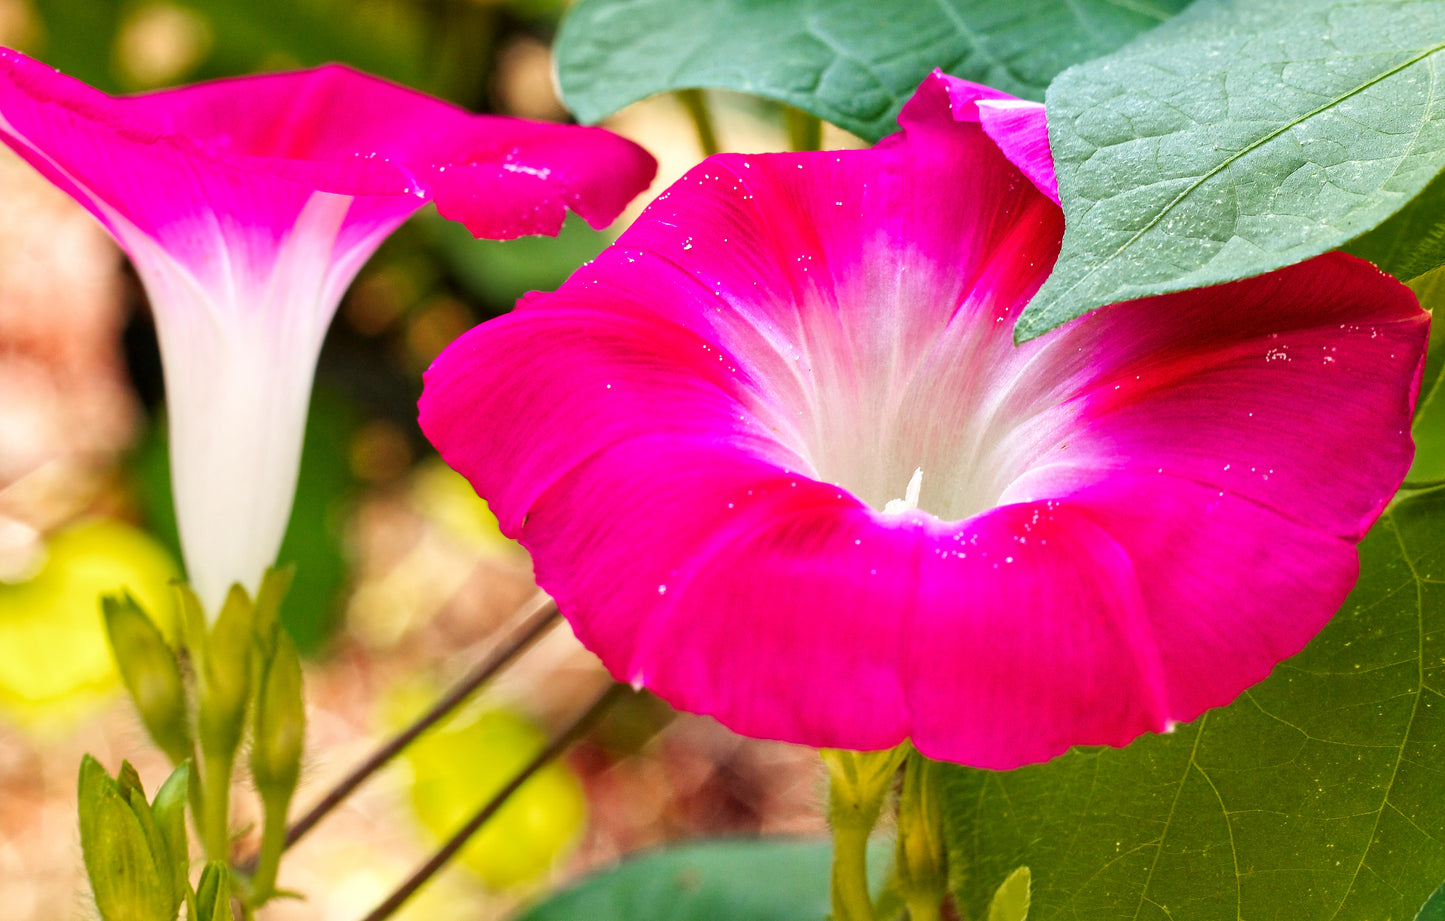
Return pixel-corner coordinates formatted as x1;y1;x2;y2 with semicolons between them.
421;72;1425;766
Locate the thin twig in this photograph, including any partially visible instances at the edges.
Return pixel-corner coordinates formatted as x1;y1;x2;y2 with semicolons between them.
239;592;561;870
358;683;626;921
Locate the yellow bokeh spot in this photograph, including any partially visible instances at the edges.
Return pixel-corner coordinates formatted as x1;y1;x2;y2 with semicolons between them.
383;685;587;889
0;518;179;726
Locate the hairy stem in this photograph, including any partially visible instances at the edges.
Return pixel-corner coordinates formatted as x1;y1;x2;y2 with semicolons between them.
831;822;877;921
202;751;233;862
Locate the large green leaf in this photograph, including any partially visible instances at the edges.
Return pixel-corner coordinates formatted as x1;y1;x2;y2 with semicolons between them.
554;0;1192;142
1406;269;1445;485
940;486;1445;920
1017;0;1445;341
1419;880;1445;921
1345;167;1445;285
514;838;888;921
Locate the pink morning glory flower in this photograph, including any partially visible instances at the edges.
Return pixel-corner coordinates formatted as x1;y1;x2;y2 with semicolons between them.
419;72;1427;769
0;47;656;614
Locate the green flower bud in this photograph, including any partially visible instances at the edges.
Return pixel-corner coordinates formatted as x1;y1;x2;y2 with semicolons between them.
102;594;192;766
251;628;305;803
77;755;184;921
249;566;295;661
194;861;233;921
193;584;254;761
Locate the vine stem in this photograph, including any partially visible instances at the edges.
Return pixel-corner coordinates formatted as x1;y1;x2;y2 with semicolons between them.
357;683;625;921
202;751;234;862
247;794;290;905
677;88;721;156
831;822;877;921
236;591;561;873
785;105;822;152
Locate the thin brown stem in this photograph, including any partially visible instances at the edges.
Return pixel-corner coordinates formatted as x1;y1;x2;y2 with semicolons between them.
239;592;560;871
357;683;625;921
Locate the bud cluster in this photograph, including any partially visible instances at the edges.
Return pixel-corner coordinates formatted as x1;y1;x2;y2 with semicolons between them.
80;568;302;920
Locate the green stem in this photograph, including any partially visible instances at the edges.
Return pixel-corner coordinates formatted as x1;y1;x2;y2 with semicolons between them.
1401;476;1445;491
831;821;876;921
822;747;907;921
202;751;233;862
248;793;291;905
785;105;823;152
676;88;721;156
186;750;207;846
905;895;942;921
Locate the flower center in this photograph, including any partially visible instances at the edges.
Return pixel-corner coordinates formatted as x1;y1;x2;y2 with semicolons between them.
881;468;924;515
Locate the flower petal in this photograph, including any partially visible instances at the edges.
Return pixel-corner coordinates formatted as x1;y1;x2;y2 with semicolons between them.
975;99;1058;205
998;254;1424;542
1;46;656;612
421;71;1426;766
906;481;1357;769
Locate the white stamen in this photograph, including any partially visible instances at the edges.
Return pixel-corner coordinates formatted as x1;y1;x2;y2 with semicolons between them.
882;467;924;515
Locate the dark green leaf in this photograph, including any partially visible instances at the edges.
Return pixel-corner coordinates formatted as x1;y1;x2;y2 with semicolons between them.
1418;879;1445;921
429;212;610;313
1018;0;1445;341
1407;269;1445;485
555;0;1192;142
175;0;429;89
514;838;888;921
1345;168;1445;284
28;0;125;91
941;486;1445;920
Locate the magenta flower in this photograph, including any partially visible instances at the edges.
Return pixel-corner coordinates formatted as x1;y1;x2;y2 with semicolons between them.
0;48;656;614
420;72;1426;769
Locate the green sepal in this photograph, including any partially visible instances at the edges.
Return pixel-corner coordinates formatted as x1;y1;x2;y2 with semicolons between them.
987;867;1031;921
895;751;948;911
152;763;191;910
250;565;296;661
114;760;177;913
821;745;910;831
102;593;192;766
194;860;233;921
195;584;255;761
251;627;304;803
77;755;181;921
